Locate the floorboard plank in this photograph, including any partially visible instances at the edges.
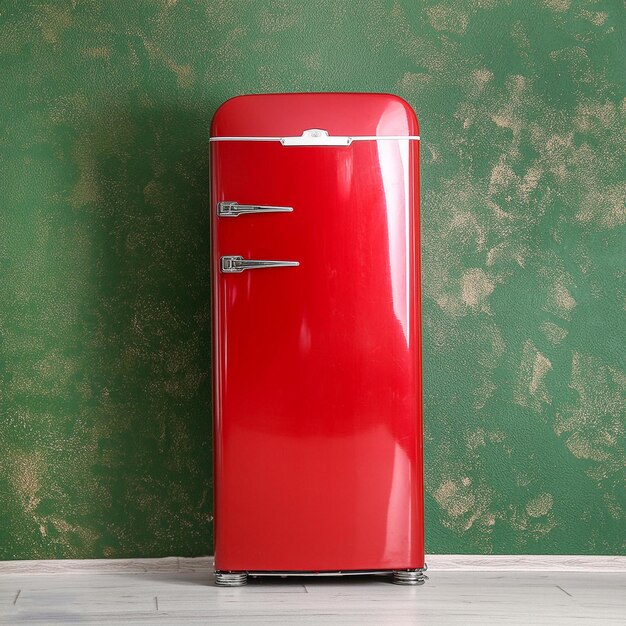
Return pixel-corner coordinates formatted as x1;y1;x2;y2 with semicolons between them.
0;568;622;625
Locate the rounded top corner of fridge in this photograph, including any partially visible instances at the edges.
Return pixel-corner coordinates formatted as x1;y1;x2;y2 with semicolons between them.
210;92;419;140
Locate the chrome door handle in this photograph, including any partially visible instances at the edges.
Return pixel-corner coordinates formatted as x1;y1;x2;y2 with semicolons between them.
220;256;300;273
217;201;293;217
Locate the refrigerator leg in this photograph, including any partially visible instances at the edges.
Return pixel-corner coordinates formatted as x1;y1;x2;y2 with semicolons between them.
214;571;248;587
391;569;427;585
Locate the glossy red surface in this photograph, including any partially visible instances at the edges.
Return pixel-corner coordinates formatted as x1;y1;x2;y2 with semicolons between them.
211;93;423;572
210;92;419;138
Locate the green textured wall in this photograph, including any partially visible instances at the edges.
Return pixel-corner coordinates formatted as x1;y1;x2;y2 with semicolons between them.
0;0;624;560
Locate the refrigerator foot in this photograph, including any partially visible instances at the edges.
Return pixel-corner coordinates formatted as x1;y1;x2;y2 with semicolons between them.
215;571;248;587
391;569;427;585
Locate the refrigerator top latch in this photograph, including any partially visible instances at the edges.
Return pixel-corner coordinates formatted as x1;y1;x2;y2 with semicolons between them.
281;129;352;147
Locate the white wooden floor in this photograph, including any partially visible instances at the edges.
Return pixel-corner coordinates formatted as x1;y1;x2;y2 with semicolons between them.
0;565;624;625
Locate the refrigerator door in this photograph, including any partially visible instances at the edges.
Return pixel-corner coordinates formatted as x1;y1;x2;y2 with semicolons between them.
211;93;423;573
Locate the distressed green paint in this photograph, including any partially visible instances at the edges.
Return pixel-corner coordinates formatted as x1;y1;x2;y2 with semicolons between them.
0;0;624;559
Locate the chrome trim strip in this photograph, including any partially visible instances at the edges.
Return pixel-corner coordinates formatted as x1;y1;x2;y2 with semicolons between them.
351;135;420;141
210;136;283;142
209;135;420;142
247;570;392;577
244;567;427;577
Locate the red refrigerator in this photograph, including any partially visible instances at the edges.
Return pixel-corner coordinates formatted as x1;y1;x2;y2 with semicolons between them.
210;93;424;586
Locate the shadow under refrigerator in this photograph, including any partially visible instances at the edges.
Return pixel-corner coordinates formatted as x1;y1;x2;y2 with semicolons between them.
210;93;424;586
